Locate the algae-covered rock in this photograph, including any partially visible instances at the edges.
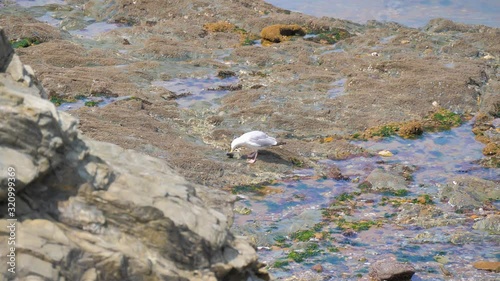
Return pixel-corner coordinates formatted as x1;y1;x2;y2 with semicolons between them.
261;24;305;43
439;176;500;212
364;169;408;192
473;214;500;234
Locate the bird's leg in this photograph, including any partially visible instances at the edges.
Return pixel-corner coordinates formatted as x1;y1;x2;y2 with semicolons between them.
247;151;258;163
246;151;257;158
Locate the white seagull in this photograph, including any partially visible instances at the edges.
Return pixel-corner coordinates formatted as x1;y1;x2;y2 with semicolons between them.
230;131;277;163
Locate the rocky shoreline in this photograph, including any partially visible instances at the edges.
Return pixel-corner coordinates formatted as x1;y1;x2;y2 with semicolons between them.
1;0;499;280
0;28;268;281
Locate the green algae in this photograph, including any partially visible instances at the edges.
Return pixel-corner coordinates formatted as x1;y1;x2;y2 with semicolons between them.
287;243;320;263
304;28;352;44
84;100;100;107
50;96;76;106
290;229;315;242
272;260;290;269
231;184;264;194
392;189;409;196
430;109;462;129
336;192;359;201
10;38;40;48
336;218;378;232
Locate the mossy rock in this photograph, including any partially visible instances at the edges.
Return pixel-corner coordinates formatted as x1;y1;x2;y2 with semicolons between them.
427;108;462;130
10;37;41;48
483;142;500;156
261;24;305;43
398;121;423;138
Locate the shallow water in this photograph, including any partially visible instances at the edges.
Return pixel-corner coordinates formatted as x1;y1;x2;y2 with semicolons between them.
232;122;499;280
57;96;132;111
152;76;239;108
266;0;500;28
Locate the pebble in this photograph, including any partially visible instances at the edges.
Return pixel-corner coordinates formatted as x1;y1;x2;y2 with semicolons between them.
311;264;323;272
369;259;415;281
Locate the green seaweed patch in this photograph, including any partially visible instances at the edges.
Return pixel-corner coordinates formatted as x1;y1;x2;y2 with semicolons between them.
274;235;287;244
353;120;424;140
355;109;463;140
75;94;86;100
380;196;404;207
304;28;352;44
336;218;379;232
382;188;410;197
289;157;304;167
49;96;75;106
290;229;315;242
412;194;433;205
231;184;264;194
336;192;360;202
391;189;409;197
287;243;320;263
384;212;397;218
241;36;257;46
426;108;462;130
380;194;433;207
10;38;40;49
272;260;290;269
358;181;372;191
274;235;292;247
84;101;100;107
431;109;461;125
374;125;397;137
328;246;340;252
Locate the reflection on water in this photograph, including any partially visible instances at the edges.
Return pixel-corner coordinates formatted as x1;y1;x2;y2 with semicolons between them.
69;21;122;38
265;0;500;27
336;122;497;188
152;76;239;108
57;96;132;111
232;121;499;280
14;0;65;7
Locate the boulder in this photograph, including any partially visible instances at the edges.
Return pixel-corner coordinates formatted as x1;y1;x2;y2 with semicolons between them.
0;28;268;281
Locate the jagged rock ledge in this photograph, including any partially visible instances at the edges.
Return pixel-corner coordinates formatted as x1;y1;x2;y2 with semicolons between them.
0;28;269;281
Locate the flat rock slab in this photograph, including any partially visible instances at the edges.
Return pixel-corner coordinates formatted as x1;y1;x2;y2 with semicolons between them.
369;259;416;281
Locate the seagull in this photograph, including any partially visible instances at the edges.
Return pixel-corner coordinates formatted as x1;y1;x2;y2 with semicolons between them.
229;131;277;163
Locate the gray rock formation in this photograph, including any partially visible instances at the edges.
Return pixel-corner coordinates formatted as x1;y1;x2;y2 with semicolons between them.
439;176;500;211
0;28;268;281
363;168;408;192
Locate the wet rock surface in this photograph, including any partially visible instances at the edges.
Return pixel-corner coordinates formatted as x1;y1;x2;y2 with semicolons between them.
1;0;499;280
0;30;267;281
439;176;500;211
369;259;415;281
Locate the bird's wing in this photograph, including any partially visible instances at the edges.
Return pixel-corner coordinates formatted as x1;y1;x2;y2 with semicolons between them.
246;132;277;147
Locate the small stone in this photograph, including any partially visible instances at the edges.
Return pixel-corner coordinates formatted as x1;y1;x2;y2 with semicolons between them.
369;259;415;281
378;150;393;157
311;264;323;272
472;261;500;272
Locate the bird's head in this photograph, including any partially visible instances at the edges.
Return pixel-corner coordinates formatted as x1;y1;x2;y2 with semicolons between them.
230;138;238;153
